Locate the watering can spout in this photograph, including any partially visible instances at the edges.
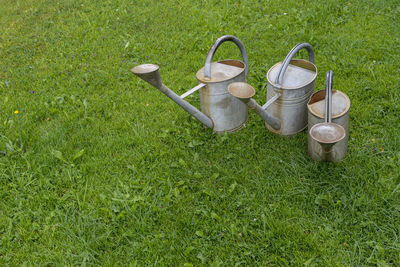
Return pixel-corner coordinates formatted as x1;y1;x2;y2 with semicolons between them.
228;82;281;130
131;64;163;89
309;122;346;161
131;64;214;129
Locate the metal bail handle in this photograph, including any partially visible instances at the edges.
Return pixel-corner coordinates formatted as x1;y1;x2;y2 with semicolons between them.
275;42;315;85
203;35;249;79
325;70;333;123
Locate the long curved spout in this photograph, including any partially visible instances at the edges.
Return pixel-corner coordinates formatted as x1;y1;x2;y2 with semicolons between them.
228;82;281;130
131;64;213;129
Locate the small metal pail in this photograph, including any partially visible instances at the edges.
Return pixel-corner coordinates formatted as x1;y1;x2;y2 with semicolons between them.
195;35;249;133
265;43;317;135
307;89;350;161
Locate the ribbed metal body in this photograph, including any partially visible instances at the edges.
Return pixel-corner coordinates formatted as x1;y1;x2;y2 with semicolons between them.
265;59;317;135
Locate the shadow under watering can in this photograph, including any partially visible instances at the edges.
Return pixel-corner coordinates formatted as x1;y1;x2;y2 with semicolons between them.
131;35;273;134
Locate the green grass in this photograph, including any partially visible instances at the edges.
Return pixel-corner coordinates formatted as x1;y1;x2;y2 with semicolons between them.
1;0;399;265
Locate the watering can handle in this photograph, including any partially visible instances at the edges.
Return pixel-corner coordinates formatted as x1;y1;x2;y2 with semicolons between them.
325;70;333;123
204;35;249;79
275;42;315;85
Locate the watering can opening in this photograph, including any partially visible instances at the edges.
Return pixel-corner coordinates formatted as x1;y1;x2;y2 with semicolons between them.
131;64;162;89
219;60;245;69
228;82;255;99
131;64;159;74
308;90;350;119
310;123;346;145
196;60;245;83
267;59;317;89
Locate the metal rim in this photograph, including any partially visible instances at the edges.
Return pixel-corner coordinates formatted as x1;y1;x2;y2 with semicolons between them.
309;122;346;144
307;89;351;119
266;59;318;90
196;59;246;84
227;82;255;99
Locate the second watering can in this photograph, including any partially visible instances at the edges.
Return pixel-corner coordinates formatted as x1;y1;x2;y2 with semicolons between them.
264;43;318;135
131;35;250;134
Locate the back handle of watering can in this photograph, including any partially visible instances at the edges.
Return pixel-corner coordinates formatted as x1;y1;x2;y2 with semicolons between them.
325;70;333;123
275;42;315;85
203;35;249;79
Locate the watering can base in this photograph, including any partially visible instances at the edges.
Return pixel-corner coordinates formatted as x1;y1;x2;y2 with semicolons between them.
213;116;248;134
199;118;247;134
307;144;348;162
265;122;307;136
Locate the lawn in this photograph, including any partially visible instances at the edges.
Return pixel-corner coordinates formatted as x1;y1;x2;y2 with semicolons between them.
1;0;399;265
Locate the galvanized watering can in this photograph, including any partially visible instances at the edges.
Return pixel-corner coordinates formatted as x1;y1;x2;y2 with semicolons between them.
131;35;252;134
264;43;318;135
308;71;350;162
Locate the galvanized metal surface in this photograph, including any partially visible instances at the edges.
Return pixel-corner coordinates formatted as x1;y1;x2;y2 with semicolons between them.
131;64;163;88
180;83;206;99
196;61;245;83
227;82;281;130
309;71;346;161
265;43;317;136
194;35;249;133
262;93;281;110
308;89;350;162
275;42;315;85
197;61;248;133
268;62;316;89
159;84;214;129
131;64;214;129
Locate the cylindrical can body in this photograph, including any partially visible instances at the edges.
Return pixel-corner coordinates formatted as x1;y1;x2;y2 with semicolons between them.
307;90;350;161
196;60;248;133
266;59;317;135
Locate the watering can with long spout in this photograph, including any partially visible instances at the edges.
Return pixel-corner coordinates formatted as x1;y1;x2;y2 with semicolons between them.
132;35;270;134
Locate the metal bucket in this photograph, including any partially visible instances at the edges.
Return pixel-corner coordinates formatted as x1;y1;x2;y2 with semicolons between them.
265;43;317;135
195;36;249;133
307;89;350;161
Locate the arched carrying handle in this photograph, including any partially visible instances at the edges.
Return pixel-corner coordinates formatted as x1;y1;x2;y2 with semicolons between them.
204;35;248;79
275;42;315;85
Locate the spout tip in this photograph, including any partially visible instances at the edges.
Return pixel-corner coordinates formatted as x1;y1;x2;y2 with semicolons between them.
228;82;255;100
309;122;346;149
131;64;159;75
131;64;162;89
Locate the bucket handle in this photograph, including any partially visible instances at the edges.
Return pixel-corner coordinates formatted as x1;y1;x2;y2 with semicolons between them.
204;35;248;80
325;70;333;123
275;42;315;85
